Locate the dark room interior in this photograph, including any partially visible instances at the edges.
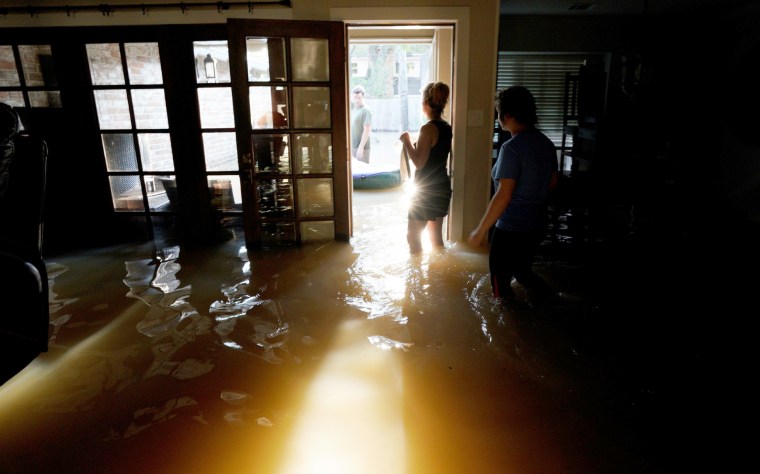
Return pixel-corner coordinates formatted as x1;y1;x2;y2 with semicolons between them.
1;1;758;472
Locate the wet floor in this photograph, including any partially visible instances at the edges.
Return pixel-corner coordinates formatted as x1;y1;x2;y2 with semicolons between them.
0;183;741;473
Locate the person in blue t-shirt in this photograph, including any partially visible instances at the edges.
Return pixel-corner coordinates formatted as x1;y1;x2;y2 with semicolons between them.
468;86;558;305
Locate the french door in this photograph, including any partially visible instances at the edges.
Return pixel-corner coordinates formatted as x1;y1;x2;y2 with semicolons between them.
2;22;348;250
226;19;349;249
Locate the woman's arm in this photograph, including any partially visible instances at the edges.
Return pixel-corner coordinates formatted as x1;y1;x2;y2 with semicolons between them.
400;121;437;169
467;178;516;246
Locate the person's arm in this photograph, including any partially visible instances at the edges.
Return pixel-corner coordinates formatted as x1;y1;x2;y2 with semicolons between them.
400;121;437;169
549;168;558;192
355;123;371;159
467;178;516;246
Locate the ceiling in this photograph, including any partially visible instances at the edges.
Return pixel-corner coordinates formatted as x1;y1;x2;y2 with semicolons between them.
499;0;752;16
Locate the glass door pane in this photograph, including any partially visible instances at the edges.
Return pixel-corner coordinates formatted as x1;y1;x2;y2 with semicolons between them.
20;44;61;107
0;46;21;87
292;87;331;128
1;44;61;108
0;44;61;107
246;37;286;82
193;40;242;227
290;38;330;82
293;134;332;174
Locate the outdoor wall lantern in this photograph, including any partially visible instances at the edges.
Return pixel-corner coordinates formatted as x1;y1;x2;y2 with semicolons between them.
204;53;216;79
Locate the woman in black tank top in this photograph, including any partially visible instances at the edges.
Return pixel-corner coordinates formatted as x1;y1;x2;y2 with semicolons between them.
400;82;453;254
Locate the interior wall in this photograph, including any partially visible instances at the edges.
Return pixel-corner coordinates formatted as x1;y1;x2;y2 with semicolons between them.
498;15;639;53
434;27;454;117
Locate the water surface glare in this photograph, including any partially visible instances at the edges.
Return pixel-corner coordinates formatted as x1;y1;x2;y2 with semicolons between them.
0;187;642;473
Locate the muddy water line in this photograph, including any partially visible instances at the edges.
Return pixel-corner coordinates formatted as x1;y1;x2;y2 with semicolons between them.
0;187;624;473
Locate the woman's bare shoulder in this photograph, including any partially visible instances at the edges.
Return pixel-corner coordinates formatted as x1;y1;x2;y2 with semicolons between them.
419;121;439;136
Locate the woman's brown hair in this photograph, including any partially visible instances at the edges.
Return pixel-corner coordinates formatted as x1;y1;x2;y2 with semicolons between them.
423;82;450;116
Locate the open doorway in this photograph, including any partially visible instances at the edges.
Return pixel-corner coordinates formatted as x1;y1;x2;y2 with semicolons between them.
347;25;454;245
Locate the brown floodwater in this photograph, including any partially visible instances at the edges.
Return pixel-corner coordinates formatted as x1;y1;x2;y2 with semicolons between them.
0;186;652;473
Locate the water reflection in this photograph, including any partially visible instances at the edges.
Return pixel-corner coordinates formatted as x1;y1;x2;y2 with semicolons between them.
0;188;652;473
46;262;79;346
124;246;215;379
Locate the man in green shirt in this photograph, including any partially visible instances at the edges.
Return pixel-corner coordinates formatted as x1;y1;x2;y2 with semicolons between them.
350;85;372;163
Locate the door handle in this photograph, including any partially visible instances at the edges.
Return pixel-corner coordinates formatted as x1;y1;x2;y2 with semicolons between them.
240;152;253;168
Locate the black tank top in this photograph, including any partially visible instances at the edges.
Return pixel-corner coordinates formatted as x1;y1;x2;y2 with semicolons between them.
415;119;451;186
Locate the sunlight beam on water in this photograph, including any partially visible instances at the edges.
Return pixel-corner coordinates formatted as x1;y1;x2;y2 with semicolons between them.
276;318;406;474
0;301;147;412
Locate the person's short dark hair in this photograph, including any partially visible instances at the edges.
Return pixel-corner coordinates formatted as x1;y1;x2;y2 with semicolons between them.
352;85;365;95
495;86;538;126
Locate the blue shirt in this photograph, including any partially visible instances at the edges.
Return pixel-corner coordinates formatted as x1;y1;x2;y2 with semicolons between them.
492;129;557;232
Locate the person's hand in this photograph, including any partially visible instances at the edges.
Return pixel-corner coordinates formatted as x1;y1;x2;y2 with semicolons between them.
399;131;410;145
468;228;486;247
356;148;364;160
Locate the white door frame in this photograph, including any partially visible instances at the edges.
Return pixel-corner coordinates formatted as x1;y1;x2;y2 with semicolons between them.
332;7;471;241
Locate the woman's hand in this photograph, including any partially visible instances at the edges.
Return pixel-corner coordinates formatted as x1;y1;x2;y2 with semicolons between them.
467;227;487;247
399;131;411;146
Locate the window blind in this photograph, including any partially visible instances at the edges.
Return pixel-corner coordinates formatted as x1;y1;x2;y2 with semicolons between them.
495;53;594;146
